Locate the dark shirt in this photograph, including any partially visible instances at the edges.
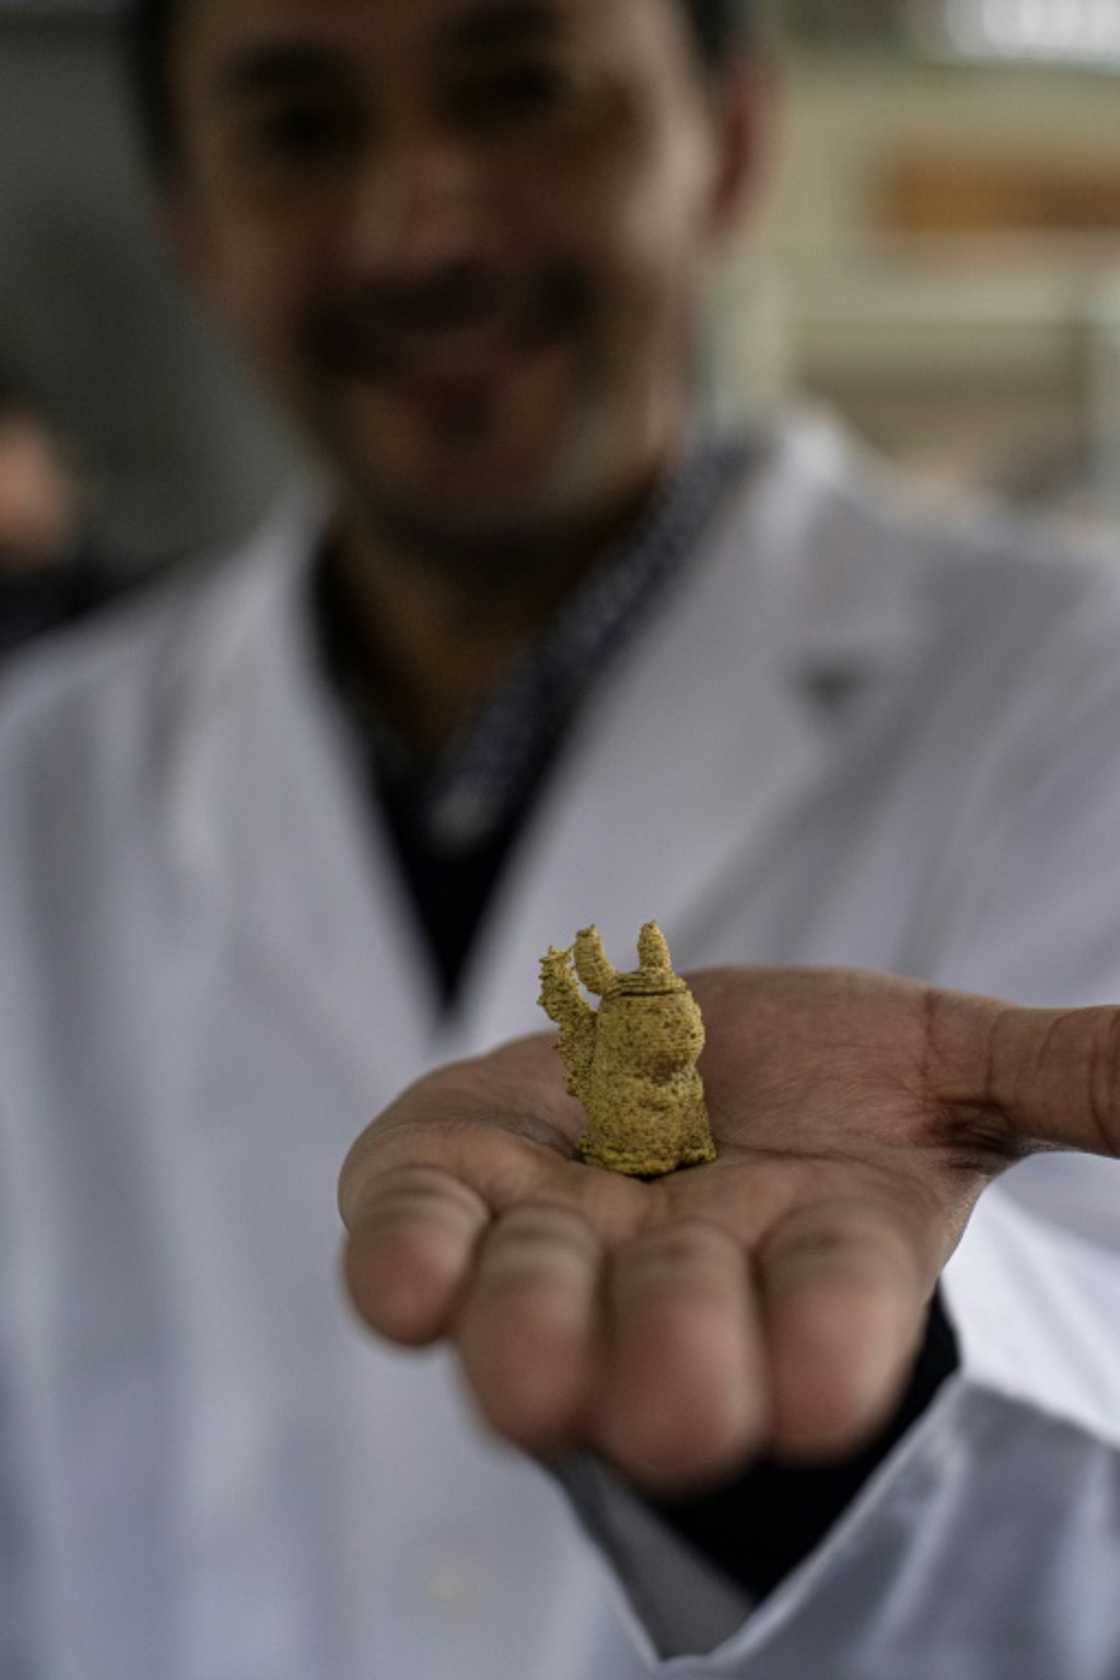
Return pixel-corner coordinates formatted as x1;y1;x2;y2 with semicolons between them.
316;432;754;998
311;435;959;1602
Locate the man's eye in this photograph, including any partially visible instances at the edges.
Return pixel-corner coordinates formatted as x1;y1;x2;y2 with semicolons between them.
459;62;583;120
247;105;357;164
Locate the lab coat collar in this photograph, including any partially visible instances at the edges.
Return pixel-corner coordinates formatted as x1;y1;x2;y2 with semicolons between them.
449;414;922;1056
162;414;925;1078
450;411;927;1054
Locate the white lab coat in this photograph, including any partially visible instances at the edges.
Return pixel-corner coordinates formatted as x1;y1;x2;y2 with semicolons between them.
1;413;1119;1680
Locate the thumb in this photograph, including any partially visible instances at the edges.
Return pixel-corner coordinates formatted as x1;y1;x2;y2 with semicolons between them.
947;998;1120;1159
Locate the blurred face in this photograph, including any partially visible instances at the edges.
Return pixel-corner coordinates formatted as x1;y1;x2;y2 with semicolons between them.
170;0;751;553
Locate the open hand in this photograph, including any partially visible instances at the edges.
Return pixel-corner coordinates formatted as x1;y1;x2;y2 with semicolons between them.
339;968;1119;1489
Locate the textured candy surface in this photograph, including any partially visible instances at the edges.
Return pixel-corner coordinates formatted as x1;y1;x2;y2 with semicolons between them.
538;922;717;1177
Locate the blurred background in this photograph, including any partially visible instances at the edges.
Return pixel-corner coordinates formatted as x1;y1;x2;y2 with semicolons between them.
2;0;1119;650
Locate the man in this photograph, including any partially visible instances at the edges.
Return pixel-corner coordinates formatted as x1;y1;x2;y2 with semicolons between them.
0;0;1118;1674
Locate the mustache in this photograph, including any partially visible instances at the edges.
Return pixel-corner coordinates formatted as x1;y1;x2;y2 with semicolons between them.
306;263;592;373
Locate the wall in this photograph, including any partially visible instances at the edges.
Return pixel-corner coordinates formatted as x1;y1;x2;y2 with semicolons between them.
712;52;1120;514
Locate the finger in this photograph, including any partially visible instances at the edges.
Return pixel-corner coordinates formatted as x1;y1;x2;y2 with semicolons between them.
455;1203;602;1453
759;1200;928;1461
595;1221;768;1491
979;1003;1120;1159
342;1165;490;1347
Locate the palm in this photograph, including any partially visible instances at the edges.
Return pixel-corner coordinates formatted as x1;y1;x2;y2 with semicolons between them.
340;967;1117;1487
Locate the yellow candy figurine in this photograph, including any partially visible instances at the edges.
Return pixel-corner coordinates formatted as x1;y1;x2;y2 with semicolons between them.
538;922;717;1177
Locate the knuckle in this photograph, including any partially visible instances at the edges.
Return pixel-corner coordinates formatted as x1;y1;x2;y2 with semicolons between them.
764;1222;856;1271
490;1200;599;1251
634;1218;738;1262
613;1219;742;1301
760;1203;917;1292
474;1202;601;1292
341;1161;481;1238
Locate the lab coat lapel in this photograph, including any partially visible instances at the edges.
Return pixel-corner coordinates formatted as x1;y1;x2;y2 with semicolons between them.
456;425;843;1056
167;501;442;1092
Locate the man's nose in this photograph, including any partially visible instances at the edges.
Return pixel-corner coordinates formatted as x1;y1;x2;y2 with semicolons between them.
343;128;492;274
